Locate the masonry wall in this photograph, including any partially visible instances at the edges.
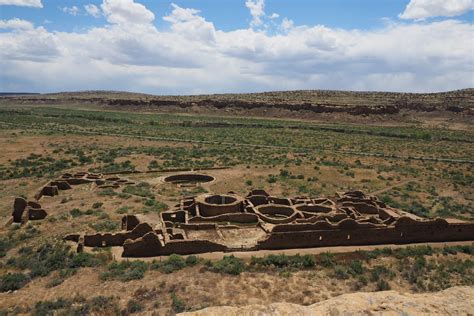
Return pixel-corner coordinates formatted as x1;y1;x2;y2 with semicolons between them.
257;223;474;250
122;235;227;257
189;213;258;224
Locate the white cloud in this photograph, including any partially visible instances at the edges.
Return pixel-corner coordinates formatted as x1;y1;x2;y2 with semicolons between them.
0;2;472;94
0;18;34;29
245;0;265;27
163;3;215;42
84;4;101;18
0;0;42;7
62;6;80;16
281;17;294;31
269;13;279;19
101;0;154;25
399;0;473;20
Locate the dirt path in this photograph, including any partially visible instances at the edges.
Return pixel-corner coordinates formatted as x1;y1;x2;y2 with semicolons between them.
108;240;474;261
370;178;416;196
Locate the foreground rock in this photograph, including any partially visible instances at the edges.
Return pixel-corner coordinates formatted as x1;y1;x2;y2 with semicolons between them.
180;286;474;315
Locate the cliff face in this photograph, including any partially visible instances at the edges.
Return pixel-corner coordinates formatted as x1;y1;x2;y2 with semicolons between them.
179;286;474;316
1;89;473;117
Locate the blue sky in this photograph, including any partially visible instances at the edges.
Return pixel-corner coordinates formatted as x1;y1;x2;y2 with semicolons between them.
2;0;472;32
0;0;473;94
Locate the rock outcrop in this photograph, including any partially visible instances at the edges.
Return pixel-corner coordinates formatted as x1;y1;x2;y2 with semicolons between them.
179;286;474;316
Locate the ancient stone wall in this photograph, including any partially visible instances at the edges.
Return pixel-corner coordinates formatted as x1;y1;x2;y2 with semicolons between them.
258;223;474;250
122;232;226;257
188;213;258;224
161;210;186;223
196;194;245;217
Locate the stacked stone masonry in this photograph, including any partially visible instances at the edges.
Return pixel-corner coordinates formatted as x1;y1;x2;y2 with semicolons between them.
67;190;474;257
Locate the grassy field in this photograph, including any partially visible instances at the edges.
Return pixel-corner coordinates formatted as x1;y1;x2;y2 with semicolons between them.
0;103;472;314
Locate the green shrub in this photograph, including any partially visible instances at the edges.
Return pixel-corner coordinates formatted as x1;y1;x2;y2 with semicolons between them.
333;265;349;279
349;260;365;275
97;188;117;196
143;199;168;213
116;206;130;214
250;254;315;269
7;242;103;281
211;255;245;275
163;254;186;273
394;246;433;259
0;238;12;257
70;252;101;268
171;292;186;313
123;182;154;198
100;260;148;282
442;245;474;256
89;296;116;311
0;273;29;292
69;208;83;218
370;265;395;282
267;175;277;183
319;252;335;267
376;279;391;291
185;255;199;266
92;202;103;209
89;220;118;232
127;299;144;314
32;298;72;316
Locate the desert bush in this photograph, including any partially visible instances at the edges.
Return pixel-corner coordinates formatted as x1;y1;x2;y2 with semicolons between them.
97;188;117;197
370;265;395;282
210;255;245;275
267;175;277;183
127;299;144;314
0;238;12;257
101;260;148;282
143;199;168;213
333;265;349;279
171;292;186;313
185;255;199;266
7;242;102;283
319;252;335;267
116;206;130;214
442;245;474;256
150;254;189;273
92;202;103;209
89;220;118;232
70;252;102;268
69;208;83;218
123;182;154;198
32;298;72;316
394;246;433;259
0;273;29;292
349;260;365;275
376;279;391;291
250;254;315;269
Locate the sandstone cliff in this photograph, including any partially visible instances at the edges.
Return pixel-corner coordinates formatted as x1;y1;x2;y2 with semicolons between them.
180;286;474;315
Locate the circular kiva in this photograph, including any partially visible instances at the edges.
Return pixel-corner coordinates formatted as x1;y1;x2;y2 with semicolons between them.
254;204;302;224
163;173;215;184
294;203;334;219
295;204;333;214
195;194;245;217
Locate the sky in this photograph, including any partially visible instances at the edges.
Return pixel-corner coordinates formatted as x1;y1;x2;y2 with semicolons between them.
0;0;473;94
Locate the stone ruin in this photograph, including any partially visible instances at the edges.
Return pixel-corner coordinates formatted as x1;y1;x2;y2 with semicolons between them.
34;171;135;200
8;171;134;226
8;197;48;225
66;189;474;257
